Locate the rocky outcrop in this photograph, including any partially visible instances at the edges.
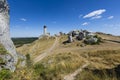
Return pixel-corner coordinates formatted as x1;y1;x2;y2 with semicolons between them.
68;34;73;43
0;0;21;72
0;54;16;72
67;30;100;44
84;37;98;44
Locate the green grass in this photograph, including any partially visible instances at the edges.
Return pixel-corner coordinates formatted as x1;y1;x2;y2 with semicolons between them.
0;45;8;55
0;70;12;80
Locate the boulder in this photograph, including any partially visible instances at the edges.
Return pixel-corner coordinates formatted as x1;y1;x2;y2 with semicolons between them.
77;32;84;40
68;34;73;43
84;37;98;44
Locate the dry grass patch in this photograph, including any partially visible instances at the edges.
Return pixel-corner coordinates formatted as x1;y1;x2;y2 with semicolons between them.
17;37;55;59
39;52;86;75
76;69;118;80
80;50;120;69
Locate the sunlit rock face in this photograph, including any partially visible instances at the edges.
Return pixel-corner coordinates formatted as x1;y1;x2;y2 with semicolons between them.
0;0;18;71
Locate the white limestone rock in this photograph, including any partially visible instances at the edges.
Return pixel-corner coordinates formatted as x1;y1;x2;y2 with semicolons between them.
0;0;18;72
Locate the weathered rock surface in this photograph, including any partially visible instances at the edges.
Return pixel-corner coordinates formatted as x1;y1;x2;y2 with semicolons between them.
0;0;18;64
0;54;16;72
68;34;73;43
0;0;22;72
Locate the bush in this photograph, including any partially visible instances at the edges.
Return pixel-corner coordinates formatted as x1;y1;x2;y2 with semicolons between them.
34;64;48;80
0;70;12;80
26;54;33;68
34;64;45;75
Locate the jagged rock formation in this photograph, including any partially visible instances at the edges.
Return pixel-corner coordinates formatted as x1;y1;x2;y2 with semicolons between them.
67;30;100;44
0;0;20;72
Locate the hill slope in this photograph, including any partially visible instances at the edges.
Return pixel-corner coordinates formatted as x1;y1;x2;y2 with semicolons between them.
1;33;120;80
16;33;120;80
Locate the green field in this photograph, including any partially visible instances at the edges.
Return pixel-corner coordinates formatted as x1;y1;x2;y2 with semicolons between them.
12;37;38;47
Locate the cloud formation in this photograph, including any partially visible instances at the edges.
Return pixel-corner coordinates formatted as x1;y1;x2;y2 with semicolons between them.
20;18;27;21
83;9;106;19
91;15;102;19
108;16;114;19
82;22;89;26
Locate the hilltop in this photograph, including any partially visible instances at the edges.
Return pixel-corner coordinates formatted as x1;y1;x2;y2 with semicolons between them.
16;31;120;80
0;31;120;80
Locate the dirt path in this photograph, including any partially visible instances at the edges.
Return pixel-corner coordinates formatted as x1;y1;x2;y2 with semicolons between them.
64;62;90;80
34;37;59;64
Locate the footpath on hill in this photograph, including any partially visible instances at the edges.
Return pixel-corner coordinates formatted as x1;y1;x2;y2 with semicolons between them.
33;37;59;64
63;59;90;80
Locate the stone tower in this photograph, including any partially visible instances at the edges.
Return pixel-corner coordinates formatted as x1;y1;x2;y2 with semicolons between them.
44;25;47;35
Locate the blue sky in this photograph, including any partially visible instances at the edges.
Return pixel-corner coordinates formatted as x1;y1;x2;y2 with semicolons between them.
8;0;120;37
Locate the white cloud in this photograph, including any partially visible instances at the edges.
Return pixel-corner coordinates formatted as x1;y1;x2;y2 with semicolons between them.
83;9;106;19
91;15;102;19
108;16;114;19
82;22;89;26
20;18;27;21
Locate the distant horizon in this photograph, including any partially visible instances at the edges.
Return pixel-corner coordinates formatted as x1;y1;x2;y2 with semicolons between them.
11;30;120;38
8;0;120;37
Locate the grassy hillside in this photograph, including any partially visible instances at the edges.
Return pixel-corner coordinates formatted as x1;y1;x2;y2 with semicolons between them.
0;34;120;80
17;37;55;59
